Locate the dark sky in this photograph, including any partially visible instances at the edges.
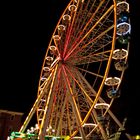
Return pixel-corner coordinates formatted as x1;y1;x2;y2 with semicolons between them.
1;0;140;137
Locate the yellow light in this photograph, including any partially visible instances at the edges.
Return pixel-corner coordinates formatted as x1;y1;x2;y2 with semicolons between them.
136;135;140;139
65;136;70;140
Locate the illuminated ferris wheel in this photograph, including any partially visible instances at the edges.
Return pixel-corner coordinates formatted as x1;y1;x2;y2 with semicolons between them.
14;0;131;140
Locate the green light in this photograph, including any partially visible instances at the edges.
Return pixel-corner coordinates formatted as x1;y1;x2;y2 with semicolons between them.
10;132;70;140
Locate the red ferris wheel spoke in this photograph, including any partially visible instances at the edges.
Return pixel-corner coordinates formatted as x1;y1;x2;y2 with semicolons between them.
65;0;111;59
62;64;87;139
64;4;114;61
66;0;105;52
63;1;80;58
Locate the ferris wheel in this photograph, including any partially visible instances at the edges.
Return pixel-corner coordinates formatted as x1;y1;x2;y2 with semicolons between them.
16;0;131;140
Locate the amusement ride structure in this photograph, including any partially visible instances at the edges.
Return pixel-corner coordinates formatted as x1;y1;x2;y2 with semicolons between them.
9;0;131;139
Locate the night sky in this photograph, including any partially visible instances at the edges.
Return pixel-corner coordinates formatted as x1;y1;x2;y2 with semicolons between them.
1;0;140;137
